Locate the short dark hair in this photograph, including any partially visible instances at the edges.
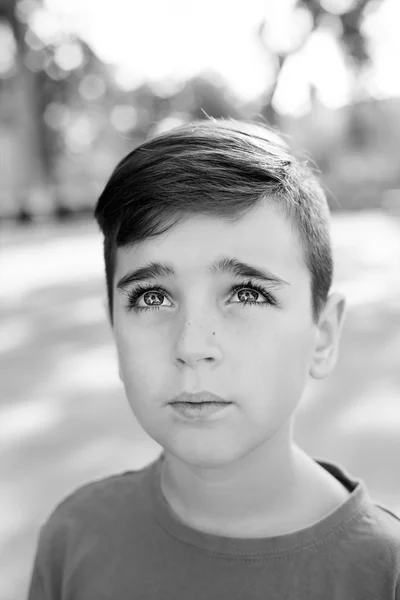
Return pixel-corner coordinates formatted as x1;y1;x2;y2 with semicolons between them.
94;118;333;325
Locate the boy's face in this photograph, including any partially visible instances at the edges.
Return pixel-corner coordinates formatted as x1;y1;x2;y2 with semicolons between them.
112;202;344;468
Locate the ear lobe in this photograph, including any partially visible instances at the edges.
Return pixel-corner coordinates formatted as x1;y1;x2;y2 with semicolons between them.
309;292;346;380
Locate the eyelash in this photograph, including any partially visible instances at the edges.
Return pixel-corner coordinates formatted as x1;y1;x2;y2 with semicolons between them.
123;279;279;313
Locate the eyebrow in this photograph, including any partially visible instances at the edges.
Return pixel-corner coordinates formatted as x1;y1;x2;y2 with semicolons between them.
116;256;290;290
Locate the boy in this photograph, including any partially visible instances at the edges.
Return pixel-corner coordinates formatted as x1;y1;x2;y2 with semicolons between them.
28;119;400;599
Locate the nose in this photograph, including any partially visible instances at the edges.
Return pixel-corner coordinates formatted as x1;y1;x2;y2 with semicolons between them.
174;317;222;367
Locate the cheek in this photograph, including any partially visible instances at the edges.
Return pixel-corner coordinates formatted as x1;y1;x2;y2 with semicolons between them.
240;329;314;440
248;318;315;396
114;325;167;397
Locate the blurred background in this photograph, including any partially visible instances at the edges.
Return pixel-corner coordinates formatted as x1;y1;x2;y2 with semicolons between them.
1;0;400;597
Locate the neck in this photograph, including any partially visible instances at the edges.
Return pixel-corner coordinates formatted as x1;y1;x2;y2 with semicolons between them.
160;420;313;536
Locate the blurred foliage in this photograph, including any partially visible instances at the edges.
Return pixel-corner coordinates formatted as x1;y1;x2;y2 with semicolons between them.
0;0;399;222
257;0;373;124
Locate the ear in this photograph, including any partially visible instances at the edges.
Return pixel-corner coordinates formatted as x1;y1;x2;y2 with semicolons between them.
309;292;347;380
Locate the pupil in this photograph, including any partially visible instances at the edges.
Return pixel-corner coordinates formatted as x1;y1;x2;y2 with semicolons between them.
145;292;162;306
238;289;257;302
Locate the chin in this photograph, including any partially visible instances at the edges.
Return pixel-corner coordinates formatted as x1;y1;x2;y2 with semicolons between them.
165;437;246;470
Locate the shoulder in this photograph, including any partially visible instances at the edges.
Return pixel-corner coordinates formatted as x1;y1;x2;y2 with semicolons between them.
39;462;154;548
351;501;400;578
29;461;160;596
57;466;146;511
372;503;400;551
372;503;400;591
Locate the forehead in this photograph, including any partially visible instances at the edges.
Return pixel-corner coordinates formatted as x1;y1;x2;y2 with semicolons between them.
115;202;307;283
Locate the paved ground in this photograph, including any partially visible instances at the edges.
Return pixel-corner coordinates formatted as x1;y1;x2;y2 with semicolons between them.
1;211;400;600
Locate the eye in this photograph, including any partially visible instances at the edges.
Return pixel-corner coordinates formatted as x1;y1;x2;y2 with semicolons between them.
124;279;278;313
124;284;171;313
229;280;278;308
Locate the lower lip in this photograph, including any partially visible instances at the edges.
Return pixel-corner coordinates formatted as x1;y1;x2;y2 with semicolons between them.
169;402;232;420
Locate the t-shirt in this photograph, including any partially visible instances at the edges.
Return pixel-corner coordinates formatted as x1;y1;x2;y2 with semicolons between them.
27;452;400;599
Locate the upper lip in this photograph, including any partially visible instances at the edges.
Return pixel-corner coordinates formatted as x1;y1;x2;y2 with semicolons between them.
169;391;231;404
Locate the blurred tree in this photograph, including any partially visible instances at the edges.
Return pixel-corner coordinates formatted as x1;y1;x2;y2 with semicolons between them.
184;75;242;121
0;0;50;221
257;0;383;127
0;0;395;221
0;0;114;221
118;75;243;144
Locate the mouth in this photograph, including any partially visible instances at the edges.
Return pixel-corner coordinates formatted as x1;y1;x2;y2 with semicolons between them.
171;401;232;407
169;400;233;420
169;391;231;405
